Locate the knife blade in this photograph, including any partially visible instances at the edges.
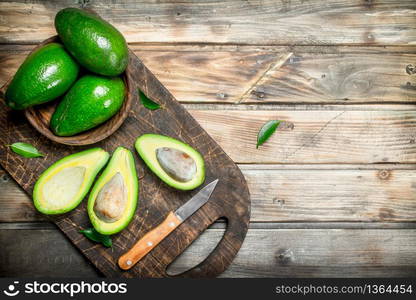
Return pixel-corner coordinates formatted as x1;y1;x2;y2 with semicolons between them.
118;179;219;270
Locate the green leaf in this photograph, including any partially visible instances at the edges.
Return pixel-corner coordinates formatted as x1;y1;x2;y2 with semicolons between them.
9;142;44;158
139;89;161;110
256;120;281;149
80;228;112;248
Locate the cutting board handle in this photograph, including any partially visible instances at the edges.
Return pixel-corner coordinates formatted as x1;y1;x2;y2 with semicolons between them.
168;216;248;278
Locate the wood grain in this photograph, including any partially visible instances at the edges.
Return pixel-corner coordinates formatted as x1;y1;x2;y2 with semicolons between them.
190;110;416;164
244;165;416;222
3;36;135;146
0;229;101;277
1;228;415;278
176;228;416;278
1;0;415;45
1;0;415;279
2;164;416;223
0;168;45;222
119;211;182;270
1;106;414;164
0;48;251;278
1;45;415;104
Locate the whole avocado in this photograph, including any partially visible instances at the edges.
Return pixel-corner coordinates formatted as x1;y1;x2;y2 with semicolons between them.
55;8;128;76
5;43;79;110
50;74;125;136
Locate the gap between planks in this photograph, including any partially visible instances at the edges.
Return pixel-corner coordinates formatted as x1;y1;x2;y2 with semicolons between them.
4;42;414;47
126;42;416;48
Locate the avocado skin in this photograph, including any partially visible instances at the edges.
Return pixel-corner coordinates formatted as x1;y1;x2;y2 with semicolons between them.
5;43;79;110
55;8;128;76
50;74;125;136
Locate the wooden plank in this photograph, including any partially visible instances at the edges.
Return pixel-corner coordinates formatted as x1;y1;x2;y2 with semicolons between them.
2;164;416;223
4;221;416;230
1;228;415;277
184;103;416;111
190;110;416;164
1;45;415;104
0;228;101;277
179;228;416;278
1;1;415;45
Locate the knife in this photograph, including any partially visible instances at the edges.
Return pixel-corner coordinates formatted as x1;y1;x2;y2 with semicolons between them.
118;179;219;270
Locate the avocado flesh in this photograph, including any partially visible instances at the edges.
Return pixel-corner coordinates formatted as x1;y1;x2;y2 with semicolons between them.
33;148;110;215
5;43;79;110
88;147;139;235
55;8;128;76
135;134;205;191
50;74;125;136
42;166;86;209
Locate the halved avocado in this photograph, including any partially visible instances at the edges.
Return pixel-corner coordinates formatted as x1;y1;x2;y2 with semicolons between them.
135;134;205;190
33;148;110;215
87;147;138;235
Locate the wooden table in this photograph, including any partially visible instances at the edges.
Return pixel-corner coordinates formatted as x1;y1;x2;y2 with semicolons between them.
1;0;416;278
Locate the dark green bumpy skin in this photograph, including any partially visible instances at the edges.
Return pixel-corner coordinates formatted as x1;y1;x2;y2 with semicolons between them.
55;8;128;76
50;74;125;136
5;43;79;110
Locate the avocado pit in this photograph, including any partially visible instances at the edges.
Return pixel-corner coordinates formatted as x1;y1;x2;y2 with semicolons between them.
156;147;197;182
94;172;127;223
42;166;86;209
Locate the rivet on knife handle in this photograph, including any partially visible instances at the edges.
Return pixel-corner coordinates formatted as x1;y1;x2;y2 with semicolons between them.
118;211;182;270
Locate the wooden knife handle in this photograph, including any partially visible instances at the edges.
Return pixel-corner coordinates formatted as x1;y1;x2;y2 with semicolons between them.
118;211;182;270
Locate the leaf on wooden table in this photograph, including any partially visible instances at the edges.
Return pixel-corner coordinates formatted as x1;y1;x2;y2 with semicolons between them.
139;89;162;110
256;120;281;149
9;142;44;158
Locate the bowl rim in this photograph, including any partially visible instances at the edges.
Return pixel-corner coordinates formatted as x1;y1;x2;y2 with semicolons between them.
18;35;134;146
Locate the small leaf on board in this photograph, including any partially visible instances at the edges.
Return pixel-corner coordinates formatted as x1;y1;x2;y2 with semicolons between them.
9;142;44;158
139;89;161;110
80;228;112;248
256;120;281;149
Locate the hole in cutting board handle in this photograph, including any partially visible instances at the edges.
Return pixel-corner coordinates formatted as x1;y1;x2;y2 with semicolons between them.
166;217;228;277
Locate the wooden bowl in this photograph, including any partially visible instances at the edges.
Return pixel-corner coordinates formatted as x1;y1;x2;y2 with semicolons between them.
5;36;134;146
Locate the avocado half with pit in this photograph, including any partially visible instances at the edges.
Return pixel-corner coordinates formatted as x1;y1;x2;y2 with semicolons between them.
135;134;205;190
55;8;128;76
88;147;138;235
33;148;110;215
5;43;79;110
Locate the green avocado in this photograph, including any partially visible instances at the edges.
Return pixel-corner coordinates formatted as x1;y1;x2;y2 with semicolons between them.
5;43;79;110
135;134;205;190
88;147;139;235
33;148;110;215
50;74;125;136
55;8;128;76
